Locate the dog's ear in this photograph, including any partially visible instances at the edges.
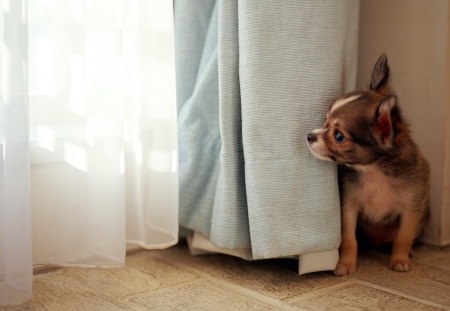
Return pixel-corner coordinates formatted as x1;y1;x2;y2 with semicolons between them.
375;95;398;149
369;53;391;95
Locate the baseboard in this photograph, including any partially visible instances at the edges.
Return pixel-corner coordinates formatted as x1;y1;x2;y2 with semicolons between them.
418;237;450;249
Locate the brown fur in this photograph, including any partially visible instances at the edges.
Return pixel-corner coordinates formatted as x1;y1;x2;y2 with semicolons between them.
307;53;430;275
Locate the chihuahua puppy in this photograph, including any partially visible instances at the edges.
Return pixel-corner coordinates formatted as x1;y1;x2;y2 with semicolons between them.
307;53;430;275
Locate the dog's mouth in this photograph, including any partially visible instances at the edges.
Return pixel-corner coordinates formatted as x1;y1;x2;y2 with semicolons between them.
307;139;336;163
308;143;367;166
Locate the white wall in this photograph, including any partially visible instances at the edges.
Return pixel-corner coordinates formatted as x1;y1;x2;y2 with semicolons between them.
357;0;450;246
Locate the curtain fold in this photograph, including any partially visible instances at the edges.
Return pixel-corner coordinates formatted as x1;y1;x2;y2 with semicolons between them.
0;0;33;305
1;0;178;306
176;0;359;259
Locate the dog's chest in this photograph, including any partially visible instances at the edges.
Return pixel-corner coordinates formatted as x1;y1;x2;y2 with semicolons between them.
355;168;406;223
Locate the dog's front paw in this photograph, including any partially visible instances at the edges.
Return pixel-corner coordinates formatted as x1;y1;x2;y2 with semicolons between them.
390;258;411;272
334;260;356;276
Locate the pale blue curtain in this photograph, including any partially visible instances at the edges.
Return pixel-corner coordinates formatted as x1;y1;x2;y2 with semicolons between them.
175;0;359;259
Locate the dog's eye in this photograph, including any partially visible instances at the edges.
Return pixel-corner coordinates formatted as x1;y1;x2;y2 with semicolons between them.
334;130;346;143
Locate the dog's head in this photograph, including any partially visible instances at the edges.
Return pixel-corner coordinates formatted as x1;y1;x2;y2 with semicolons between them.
307;53;404;166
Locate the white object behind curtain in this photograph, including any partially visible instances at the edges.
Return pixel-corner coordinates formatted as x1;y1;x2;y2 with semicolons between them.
1;0;177;306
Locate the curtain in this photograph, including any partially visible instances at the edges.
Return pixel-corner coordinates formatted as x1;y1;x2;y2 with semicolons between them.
0;0;177;306
176;0;359;260
0;0;32;305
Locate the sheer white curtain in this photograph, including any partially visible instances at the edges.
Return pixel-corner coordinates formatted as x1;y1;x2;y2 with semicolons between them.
1;0;178;306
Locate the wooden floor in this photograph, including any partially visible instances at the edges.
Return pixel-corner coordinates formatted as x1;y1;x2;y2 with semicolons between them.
3;242;450;311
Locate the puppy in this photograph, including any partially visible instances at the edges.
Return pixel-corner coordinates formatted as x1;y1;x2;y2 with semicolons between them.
307;53;430;275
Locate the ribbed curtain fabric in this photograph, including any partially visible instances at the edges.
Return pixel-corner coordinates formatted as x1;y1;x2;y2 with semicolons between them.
176;0;359;259
0;0;178;306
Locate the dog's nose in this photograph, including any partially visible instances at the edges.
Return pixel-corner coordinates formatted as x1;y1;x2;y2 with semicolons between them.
307;133;317;143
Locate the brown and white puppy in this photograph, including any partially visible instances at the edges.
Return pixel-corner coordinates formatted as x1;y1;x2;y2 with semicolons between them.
307;53;430;275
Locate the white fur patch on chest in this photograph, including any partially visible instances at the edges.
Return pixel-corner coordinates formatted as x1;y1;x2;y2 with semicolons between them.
355;166;406;223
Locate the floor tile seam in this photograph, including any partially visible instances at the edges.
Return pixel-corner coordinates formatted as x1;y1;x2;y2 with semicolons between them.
203;278;308;311
144;255;217;279
157;261;305;311
282;281;354;304
148;254;358;310
34;265;202;308
353;279;450;310
414;260;450;272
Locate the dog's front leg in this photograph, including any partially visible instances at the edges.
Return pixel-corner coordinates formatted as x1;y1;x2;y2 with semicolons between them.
390;210;422;272
334;202;359;275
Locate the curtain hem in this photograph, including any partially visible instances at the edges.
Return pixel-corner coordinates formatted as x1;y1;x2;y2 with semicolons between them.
187;231;339;274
